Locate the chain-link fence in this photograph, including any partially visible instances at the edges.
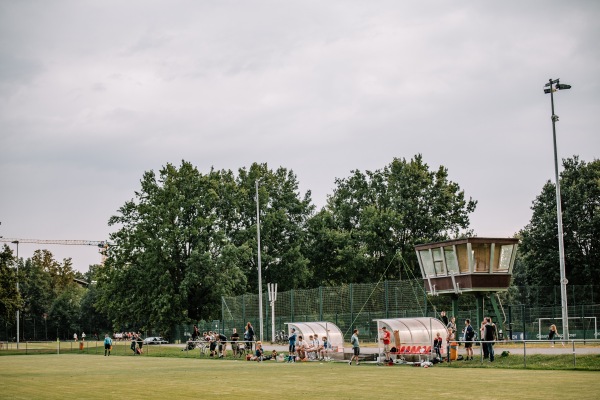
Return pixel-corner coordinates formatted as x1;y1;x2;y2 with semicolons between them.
215;280;600;343
3;280;599;344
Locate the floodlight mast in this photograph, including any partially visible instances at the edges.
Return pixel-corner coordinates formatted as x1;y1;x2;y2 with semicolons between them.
256;180;263;342
12;240;19;349
545;77;571;341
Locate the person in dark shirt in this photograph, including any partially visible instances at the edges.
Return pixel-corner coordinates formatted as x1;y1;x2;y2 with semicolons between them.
440;311;449;327
231;328;240;357
463;319;475;360
218;332;227;358
433;331;443;359
483;317;497;362
246;322;255;351
288;328;297;362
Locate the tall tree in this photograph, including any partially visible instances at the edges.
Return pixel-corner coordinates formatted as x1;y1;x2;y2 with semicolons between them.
25;250;81;339
97;161;251;335
0;245;20;320
233;163;314;291
49;284;85;338
305;155;477;285
516;156;600;294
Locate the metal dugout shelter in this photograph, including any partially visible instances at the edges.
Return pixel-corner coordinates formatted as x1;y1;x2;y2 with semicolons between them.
374;317;448;359
285;321;344;350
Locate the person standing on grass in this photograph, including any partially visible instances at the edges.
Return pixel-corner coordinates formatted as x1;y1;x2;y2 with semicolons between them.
130;336;136;354
483;317;497;362
104;334;112;356
218;331;228;358
231;328;240;357
463;319;474;360
137;332;144;354
480;320;488;359
380;326;391;361
246;322;255;351
73;332;78;342
288;328;297;362
81;332;86;341
349;329;360;365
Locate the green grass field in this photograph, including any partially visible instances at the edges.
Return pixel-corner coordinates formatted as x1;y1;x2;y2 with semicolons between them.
5;341;600;371
1;353;600;399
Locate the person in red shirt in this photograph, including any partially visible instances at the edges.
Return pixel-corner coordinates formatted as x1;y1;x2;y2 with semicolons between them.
380;326;392;361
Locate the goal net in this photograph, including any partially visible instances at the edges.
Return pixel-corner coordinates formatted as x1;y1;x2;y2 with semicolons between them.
537;317;598;340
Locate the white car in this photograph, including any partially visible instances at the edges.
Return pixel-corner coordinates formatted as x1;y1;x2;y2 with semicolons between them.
143;336;168;345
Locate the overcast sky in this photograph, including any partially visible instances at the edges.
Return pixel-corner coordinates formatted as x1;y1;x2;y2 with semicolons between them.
1;1;599;272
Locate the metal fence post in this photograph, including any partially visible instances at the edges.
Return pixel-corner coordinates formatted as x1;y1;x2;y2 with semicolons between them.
319;287;323;322
242;294;245;325
384;280;389;319
291;289;294;322
522;304;526;340
350;284;354;332
508;305;513;340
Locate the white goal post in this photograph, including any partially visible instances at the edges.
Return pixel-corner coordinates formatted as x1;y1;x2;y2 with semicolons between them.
537;317;598;340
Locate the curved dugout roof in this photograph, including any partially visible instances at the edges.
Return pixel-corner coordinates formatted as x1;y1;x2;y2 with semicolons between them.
286;321;344;347
374;317;447;347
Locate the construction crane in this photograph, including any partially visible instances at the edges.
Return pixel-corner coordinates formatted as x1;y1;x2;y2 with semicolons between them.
0;238;110;264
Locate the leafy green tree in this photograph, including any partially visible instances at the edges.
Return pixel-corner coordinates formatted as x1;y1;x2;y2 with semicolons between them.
49;285;85;339
97;160;315;335
30;250;75;296
305;155;477;285
97;161;251;335
0;245;20;319
19;257;52;333
232;163;314;291
516;156;600;296
79;283;110;339
17;250;82;339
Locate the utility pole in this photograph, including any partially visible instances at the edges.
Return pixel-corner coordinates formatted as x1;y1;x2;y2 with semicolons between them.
544;78;572;341
256;180;263;341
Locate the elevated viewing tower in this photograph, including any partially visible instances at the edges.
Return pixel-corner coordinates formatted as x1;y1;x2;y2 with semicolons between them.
415;237;519;337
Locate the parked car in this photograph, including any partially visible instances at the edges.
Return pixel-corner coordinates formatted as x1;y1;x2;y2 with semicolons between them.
143;336;168;345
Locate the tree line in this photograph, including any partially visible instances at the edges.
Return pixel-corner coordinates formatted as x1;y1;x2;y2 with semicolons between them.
1;154;598;339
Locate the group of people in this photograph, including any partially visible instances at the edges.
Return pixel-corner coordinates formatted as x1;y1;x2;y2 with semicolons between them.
73;332;87;342
436;311;497;362
250;341;279;361
201;330;229;358
112;331;141;342
437;312;567;362
286;328;332;362
129;332;144;355
188;322;255;358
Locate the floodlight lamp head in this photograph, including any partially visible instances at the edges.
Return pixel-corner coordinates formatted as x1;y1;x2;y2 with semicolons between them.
544;88;555;94
556;83;571;90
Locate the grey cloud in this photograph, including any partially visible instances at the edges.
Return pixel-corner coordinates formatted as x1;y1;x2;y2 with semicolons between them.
0;1;599;271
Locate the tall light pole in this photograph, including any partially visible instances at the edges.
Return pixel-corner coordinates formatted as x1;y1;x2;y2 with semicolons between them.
12;240;19;349
255;180;263;341
544;78;572;341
